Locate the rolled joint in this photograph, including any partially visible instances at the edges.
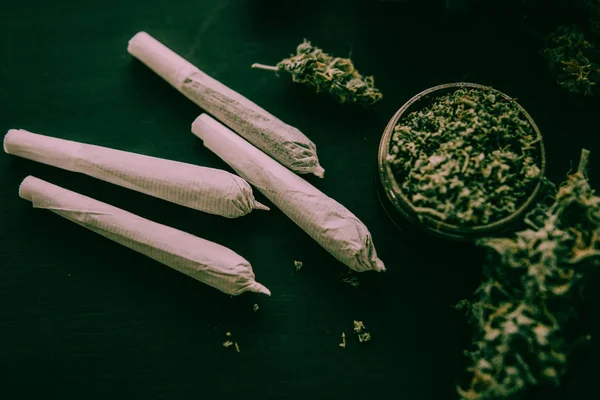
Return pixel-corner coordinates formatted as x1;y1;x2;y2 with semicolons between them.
3;129;22;154
253;201;270;211
18;175;38;202
312;165;325;178
127;31;198;90
372;257;386;272
246;281;271;296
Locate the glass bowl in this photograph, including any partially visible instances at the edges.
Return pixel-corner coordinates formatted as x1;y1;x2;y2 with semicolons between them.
377;82;546;241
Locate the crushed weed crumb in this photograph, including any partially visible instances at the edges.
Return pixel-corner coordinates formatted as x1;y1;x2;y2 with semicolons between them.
223;332;241;352
339;332;347;348
353;320;366;333
358;332;371;343
353;320;371;343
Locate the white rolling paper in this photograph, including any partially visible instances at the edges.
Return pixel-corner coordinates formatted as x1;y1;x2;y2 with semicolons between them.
4;129;268;218
191;114;385;273
127;31;325;178
19;176;270;296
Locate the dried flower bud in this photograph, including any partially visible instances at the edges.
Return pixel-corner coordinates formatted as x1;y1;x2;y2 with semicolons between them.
459;149;599;399
253;40;383;106
542;25;600;96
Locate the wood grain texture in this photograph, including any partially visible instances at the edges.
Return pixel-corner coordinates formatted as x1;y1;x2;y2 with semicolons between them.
1;1;598;399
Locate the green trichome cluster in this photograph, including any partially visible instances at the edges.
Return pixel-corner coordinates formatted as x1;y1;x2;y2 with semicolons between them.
387;88;542;226
252;40;383;106
459;149;600;400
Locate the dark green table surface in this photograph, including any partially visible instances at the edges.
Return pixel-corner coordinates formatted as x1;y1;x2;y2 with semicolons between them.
1;1;599;399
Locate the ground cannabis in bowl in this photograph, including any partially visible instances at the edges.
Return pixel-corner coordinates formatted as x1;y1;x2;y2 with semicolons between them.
252;40;383;106
386;87;542;227
458;149;600;400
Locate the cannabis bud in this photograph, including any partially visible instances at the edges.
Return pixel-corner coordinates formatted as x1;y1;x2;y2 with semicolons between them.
459;149;600;400
252;40;383;106
542;25;600;96
387;87;542;227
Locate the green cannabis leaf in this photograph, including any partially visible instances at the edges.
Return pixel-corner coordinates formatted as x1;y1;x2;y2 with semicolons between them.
386;88;542;226
542;25;600;96
252;40;383;106
459;149;600;400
